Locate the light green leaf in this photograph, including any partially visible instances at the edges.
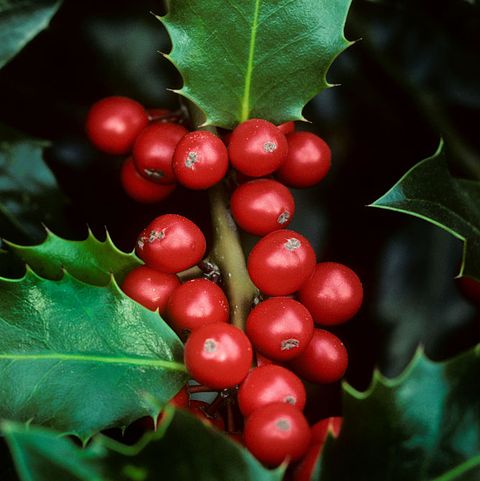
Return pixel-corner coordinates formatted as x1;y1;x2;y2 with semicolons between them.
3;409;285;481
0;270;187;441
0;0;62;69
315;346;480;481
371;143;480;282
5;228;142;285
159;0;352;128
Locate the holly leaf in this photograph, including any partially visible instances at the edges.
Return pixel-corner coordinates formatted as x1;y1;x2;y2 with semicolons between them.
375;221;477;377
3;409;285;481
371;143;480;282
315;346;480;481
159;0;352;128
0;0;62;69
0;127;69;242
4;228;142;286
0;269;187;441
2;421;107;481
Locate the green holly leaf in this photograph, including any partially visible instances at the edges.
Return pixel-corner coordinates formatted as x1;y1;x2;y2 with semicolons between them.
0;0;62;69
0;127;69;242
5;228;142;286
371;143;480;282
315;346;480;481
3;409;285;481
375;221;477;377
2;421;107;481
0;270;187;441
159;0;352;128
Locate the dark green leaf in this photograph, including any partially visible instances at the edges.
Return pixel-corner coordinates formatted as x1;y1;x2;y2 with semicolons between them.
0;127;69;242
371;143;480;282
0;270;187;441
159;0;352;128
375;221;477;377
316;346;480;481
2;421;107;481
5;228;142;285
3;409;285;481
0;0;62;69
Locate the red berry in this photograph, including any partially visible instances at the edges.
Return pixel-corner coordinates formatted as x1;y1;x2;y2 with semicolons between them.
231;179;295;236
170;386;190;408
244;403;311;466
121;157;176;203
228;119;288;177
147;108;171;122
248;230;316;295
277;121;295;136
86;96;148;155
293;443;323;481
457;276;480;305
173;131;229;189
276;132;331;188
121;266;180;314
238;365;306;416
184;323;253;389
311;417;343;444
289;329;348;383
299;262;363;326
136;214;206;273
167;278;229;335
256;353;274;367
133;122;188;184
246;297;314;361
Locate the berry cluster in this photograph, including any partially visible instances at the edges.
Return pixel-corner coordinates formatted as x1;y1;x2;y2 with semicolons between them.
86;96;363;477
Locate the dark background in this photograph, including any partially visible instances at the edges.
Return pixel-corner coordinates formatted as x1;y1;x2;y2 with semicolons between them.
0;0;479;412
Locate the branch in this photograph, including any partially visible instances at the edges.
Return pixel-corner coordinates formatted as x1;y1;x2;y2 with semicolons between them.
186;101;258;330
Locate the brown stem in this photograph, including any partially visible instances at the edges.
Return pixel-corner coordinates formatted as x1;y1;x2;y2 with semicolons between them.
208;183;258;329
186;100;258;330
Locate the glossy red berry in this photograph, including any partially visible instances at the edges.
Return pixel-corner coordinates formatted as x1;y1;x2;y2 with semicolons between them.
248;229;316;295
277;132;331;188
277;121;295;136
173;131;229;189
457;276;480;305
184;323;253;389
121;266;180;314
244;402;311;466
289;329;348;383
121;157;176;203
86;96;148;154
238;365;306;416
228;119;288;177
299;262;363;326
133;122;188;184
231;179;295;236
167;278;229;335
136;214;206;273
246;297;314;361
311;417;343;444
293;443;323;481
147;108;171;121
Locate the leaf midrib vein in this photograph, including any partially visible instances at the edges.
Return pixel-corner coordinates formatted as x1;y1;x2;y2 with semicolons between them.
0;352;186;371
240;0;261;122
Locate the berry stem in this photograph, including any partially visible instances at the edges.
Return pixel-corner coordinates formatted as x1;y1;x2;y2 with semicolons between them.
208;182;258;329
186;100;258;330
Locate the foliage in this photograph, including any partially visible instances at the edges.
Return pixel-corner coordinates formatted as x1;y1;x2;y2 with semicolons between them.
159;0;352;128
5;228;142;285
0;269;187;441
